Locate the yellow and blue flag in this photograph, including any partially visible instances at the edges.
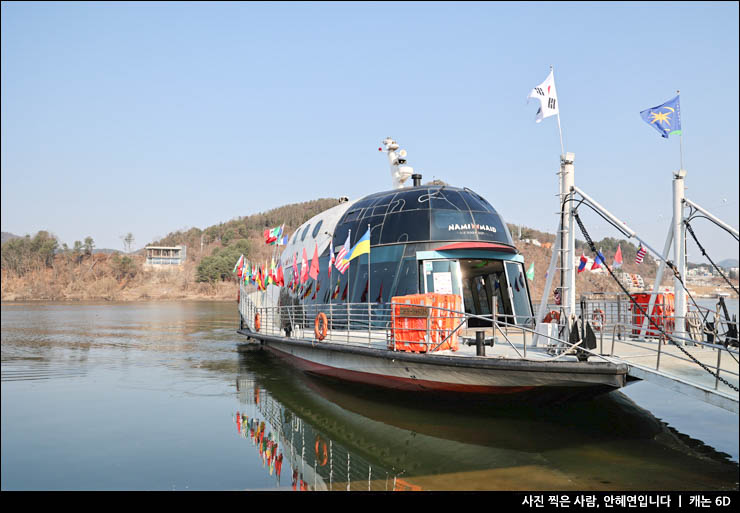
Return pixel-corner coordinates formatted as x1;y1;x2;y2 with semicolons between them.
348;227;370;262
640;95;681;139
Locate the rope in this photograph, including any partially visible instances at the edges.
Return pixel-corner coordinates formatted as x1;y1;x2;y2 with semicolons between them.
573;210;739;393
684;220;739;296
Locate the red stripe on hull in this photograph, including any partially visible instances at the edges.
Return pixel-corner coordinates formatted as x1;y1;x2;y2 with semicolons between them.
266;345;536;395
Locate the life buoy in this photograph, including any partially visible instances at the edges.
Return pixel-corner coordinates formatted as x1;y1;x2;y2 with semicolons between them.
592;309;606;331
543;310;560;323
314;312;328;341
315;437;328;466
254;312;261;332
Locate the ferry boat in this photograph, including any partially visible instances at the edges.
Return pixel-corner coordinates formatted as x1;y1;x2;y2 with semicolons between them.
237;138;630;399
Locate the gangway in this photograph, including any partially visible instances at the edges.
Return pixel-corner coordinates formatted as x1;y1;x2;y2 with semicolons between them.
599;329;738;414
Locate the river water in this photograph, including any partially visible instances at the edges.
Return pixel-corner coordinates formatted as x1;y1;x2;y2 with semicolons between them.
1;301;738;491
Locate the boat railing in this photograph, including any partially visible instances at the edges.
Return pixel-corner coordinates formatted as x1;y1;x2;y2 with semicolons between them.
240;296;623;363
601;321;739;392
545;294;738;345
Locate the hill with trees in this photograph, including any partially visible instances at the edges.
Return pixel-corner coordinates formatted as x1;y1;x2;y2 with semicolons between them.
4;198;733;302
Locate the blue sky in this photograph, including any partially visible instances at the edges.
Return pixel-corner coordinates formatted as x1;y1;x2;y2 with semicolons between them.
2;1;738;262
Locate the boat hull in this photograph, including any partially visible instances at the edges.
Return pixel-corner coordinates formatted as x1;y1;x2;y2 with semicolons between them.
238;329;629;398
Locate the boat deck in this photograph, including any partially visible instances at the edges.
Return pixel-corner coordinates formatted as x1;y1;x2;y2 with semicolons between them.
240;323;739;412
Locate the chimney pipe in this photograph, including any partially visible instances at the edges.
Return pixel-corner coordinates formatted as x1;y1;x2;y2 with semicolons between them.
412;174;422;187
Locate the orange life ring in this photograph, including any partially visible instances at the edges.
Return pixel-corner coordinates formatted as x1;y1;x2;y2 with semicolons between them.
543;310;560;323
314;312;328;341
592;309;606;331
254;312;261;332
315;437;328;466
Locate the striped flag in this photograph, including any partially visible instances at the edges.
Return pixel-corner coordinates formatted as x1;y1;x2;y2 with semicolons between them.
635;245;647;264
335;231;351;274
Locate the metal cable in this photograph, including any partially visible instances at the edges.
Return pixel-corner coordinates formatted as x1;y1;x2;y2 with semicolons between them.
573;210;739;392
684;220;739;296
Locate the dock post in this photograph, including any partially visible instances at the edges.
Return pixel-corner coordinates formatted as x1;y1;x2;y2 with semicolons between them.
476;331;485;356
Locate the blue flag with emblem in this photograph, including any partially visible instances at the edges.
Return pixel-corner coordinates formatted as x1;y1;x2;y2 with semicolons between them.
640;95;681;139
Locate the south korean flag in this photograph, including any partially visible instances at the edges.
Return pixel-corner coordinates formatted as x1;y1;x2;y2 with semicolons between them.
528;69;559;123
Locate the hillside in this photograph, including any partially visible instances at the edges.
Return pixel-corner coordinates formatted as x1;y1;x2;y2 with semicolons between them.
2;231;20;244
2;199;736;302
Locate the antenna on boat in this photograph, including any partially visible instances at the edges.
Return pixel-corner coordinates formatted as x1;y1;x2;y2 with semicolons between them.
381;137;415;189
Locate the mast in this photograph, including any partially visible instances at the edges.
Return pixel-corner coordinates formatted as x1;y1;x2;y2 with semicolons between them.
382;138;414;189
560;152;576;328
673;169;688;341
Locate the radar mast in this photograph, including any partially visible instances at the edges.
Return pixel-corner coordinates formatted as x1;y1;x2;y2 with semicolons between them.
381;137;414;189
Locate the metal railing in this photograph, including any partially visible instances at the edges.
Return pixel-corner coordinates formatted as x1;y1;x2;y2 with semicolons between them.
240;295;618;363
240;293;738;390
602;321;739;392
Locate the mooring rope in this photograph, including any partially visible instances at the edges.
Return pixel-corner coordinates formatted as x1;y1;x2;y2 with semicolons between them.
573;210;739;393
684;220;739;296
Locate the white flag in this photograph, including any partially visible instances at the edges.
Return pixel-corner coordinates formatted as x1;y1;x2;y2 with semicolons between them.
528;70;559;123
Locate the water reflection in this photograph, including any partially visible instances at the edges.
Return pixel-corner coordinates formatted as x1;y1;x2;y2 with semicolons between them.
235;346;738;491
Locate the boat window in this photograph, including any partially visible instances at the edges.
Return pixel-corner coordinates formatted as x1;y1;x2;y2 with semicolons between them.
311;220;324;239
393;258;418;297
430;210;475;241
461;189;492;212
394;189;432;211
504;261;533;326
344;209;362;222
379;210;430;244
301;224;311;241
421;260;462;297
429;189;469;211
469;211;510;243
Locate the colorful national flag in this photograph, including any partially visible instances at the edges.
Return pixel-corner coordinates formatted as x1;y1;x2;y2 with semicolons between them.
335;232;351;274
591;250;605;271
264;224;284;245
233;254;244;274
577;253;588;273
276;264;284;287
331;276;341;300
528;69;559;123
292;253;298;284
613;244;623;268
309;243;320;280
348;227;370;262
635;245;647;264
340;282;348;301
300;248;309;284
302;282;313;300
640;95;681;139
526;262;535;281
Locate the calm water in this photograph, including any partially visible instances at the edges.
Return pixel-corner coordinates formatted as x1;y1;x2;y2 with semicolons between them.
1;301;738;491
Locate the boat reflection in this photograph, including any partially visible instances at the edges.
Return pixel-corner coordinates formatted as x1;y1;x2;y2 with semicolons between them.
234;345;738;491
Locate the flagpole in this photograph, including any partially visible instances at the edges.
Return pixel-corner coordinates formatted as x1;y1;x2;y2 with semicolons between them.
552;65;565;155
677;89;684;170
367;223;371;340
347;229;351;343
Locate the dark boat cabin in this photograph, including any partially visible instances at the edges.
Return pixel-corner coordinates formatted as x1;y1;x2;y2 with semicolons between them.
279;185;534;327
